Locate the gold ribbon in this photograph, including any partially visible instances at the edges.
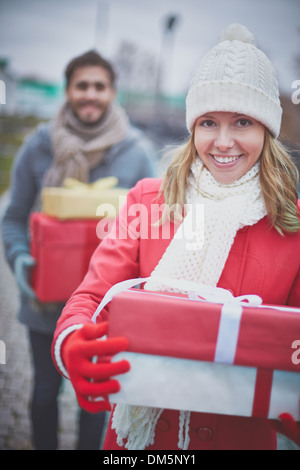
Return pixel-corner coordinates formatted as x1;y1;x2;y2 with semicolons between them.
62;176;119;191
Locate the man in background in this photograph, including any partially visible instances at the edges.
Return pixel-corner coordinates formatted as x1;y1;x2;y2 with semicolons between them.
1;49;156;450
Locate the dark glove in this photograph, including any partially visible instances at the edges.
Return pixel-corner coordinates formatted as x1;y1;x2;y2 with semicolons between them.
271;413;300;447
14;253;36;299
62;322;130;413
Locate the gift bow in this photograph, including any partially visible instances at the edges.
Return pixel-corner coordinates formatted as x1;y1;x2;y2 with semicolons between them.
92;276;263;320
63;176;119;191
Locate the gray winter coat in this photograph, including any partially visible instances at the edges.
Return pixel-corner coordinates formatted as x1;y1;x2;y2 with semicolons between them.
1;122;156;333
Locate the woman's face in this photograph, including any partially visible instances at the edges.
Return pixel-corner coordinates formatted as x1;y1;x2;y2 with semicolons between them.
194;112;265;184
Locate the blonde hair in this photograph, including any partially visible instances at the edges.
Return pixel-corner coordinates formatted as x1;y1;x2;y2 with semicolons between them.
160;129;299;234
259;131;299;234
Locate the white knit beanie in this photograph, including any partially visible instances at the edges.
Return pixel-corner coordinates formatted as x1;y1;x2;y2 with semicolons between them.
186;24;282;138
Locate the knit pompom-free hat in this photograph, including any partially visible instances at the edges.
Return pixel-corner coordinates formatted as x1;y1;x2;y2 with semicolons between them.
186;23;282;137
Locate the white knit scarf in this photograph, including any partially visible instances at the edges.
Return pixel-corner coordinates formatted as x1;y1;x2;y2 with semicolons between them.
112;159;267;450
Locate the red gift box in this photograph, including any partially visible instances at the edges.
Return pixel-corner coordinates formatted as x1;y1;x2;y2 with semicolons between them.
30;213;104;302
103;280;300;420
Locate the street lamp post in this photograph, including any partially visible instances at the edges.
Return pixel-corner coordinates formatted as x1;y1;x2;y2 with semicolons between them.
155;14;180;116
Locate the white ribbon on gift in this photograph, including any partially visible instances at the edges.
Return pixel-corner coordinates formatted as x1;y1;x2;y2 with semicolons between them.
91;277;265;365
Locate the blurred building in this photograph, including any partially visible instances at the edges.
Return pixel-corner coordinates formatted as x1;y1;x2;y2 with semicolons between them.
0;58;18;115
0;57;64;118
16;77;63;118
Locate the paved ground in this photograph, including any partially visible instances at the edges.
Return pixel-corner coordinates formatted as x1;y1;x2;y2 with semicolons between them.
0;192;298;451
0;193;79;450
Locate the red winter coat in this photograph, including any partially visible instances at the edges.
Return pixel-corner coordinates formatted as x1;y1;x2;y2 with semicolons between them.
52;178;300;450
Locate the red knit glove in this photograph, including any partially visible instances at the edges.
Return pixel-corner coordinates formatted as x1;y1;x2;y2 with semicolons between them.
271;413;300;447
62;322;130;413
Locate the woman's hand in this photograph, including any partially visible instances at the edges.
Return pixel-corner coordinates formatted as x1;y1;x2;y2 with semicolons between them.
62;322;130;413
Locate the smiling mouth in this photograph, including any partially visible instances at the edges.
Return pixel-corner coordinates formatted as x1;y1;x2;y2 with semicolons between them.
80;101;102;109
211;154;242;164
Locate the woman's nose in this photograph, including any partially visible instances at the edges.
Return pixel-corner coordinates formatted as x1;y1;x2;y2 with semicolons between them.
214;128;234;150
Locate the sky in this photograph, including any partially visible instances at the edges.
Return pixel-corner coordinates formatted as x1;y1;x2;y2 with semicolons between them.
0;0;299;95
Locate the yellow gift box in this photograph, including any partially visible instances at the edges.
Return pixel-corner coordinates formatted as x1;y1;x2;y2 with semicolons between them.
41;177;128;220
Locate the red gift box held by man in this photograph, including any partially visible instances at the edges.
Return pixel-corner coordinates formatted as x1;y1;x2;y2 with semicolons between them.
52;24;300;450
30;213;101;302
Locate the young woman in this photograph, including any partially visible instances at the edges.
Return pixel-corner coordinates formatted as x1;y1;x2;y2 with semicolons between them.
52;24;300;450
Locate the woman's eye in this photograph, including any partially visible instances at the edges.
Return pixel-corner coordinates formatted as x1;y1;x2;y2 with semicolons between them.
237;118;252;127
200;120;216;128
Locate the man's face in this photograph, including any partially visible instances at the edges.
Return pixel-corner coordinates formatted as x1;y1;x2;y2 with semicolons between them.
66;65;116;124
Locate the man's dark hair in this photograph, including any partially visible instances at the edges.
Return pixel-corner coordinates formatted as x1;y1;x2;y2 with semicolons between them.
64;50;116;87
